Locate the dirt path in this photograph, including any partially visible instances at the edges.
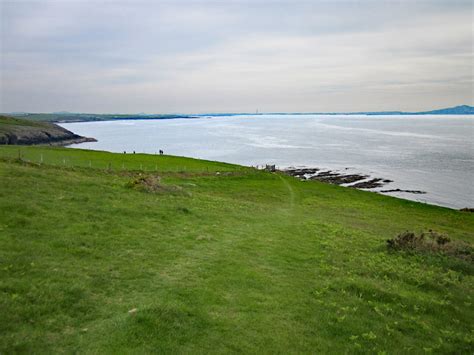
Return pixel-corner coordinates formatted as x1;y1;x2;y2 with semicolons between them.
277;173;296;214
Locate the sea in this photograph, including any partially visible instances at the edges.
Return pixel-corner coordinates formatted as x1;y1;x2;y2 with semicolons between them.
61;114;474;209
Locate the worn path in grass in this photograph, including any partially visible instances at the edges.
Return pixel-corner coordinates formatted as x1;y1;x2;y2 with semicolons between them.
0;146;473;353
277;174;296;214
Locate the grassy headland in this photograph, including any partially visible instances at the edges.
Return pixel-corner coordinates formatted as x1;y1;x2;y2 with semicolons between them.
0;116;96;145
2;113;194;123
0;146;472;353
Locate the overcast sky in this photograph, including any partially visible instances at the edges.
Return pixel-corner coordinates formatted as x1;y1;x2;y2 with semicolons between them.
0;0;472;113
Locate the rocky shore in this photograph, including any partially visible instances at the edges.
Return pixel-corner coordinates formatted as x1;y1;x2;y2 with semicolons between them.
282;167;426;194
0;115;96;146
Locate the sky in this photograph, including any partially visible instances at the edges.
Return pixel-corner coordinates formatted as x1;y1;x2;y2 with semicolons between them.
0;0;473;114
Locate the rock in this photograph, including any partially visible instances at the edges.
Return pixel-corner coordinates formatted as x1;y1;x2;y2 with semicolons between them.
350;178;385;189
284;168;319;176
281;166;391;190
380;188;426;194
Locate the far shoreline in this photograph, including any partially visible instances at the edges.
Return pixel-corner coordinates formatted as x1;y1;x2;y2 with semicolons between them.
4;104;473;124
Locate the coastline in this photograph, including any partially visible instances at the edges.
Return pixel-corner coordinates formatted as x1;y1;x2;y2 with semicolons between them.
0;115;97;146
59;114;473;210
3;104;473;124
40;136;97;147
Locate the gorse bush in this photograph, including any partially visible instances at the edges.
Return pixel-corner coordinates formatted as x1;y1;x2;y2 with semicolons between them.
125;173;186;195
387;230;473;262
125;174;162;192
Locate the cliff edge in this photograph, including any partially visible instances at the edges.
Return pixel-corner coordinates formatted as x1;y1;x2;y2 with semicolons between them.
0;115;96;146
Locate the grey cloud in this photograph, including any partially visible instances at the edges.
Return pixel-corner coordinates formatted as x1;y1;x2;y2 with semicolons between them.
1;0;472;113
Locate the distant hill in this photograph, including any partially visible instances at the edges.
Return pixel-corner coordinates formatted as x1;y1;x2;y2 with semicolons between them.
200;105;474;116
413;105;474;115
340;105;474;116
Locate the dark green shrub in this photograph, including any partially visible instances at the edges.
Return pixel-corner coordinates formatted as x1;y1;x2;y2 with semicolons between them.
387;230;472;262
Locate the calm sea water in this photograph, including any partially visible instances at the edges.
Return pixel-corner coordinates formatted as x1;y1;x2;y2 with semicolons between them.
62;114;474;209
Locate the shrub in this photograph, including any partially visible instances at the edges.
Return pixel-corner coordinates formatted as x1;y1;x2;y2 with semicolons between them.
387;230;472;262
125;174;162;192
125;174;185;195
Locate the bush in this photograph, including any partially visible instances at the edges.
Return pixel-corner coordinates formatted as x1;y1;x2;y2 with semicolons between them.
387;230;472;262
125;174;162;192
125;173;186;195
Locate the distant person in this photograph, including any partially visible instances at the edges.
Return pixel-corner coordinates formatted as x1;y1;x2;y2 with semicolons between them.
133;151;135;154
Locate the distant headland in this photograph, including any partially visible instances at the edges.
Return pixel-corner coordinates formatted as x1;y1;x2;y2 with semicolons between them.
2;105;473;123
0;115;96;146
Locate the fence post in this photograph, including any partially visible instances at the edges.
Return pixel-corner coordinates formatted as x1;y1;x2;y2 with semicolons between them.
89;160;92;168
40;154;43;164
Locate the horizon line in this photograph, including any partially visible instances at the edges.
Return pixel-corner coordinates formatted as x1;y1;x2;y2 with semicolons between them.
2;104;473;116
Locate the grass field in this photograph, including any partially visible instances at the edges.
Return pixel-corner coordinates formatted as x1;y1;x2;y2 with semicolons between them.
0;146;241;172
0;146;473;353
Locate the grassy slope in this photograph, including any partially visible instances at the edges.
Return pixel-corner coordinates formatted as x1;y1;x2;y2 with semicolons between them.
0;115;46;130
0;146;473;353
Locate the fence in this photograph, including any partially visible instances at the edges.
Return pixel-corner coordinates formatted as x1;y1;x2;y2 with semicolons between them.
0;147;242;174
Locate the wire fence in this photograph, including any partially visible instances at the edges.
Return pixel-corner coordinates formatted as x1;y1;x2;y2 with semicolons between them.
0;147;242;174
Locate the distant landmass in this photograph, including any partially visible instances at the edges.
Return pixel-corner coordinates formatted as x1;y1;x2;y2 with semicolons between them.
199;105;474;116
412;105;474;115
260;105;474;116
361;105;474;115
2;105;472;123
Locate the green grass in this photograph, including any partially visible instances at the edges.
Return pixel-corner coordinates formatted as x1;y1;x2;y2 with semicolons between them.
0;115;47;132
0;146;473;353
0;145;242;172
